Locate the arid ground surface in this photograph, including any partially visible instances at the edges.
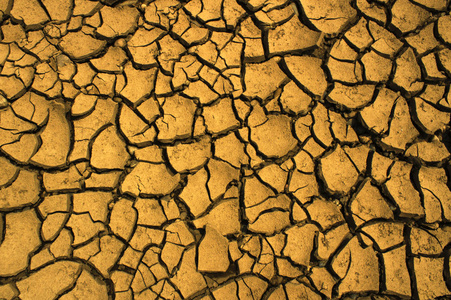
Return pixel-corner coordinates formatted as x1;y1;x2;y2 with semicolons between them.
0;0;451;299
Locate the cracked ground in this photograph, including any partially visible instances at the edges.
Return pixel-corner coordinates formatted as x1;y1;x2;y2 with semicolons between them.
0;0;451;299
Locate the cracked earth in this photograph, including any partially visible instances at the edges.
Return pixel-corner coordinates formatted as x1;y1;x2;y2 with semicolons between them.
0;0;451;299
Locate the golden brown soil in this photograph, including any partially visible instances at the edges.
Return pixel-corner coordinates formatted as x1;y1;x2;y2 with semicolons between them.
0;0;450;299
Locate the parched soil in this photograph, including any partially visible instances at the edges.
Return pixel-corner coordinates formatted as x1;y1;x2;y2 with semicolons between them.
0;0;450;299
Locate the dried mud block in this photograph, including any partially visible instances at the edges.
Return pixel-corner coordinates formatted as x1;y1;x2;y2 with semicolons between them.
410;226;451;255
289;170;319;203
298;0;357;34
328;83;375;110
30;101;71;168
317;223;350;260
96;6;139;38
60;269;109;300
414;257;449;300
121;162;180;196
202;98;240;134
356;0;387;23
385;161;424;218
406;23;440;56
71;93;98;117
438;15;451;45
41;0;73;22
67;213;106;246
127;27;164;68
319;145;359;195
361;50;392;82
0;283;18;300
306;198;344;231
41;212;69;241
119;63;158;105
360;88;398;134
391;0;431;34
413;97;450;134
361;221;404;250
118;103;157;147
345;18;373;51
309;267;336;299
167;135;211;173
171;248;207;298
90;126;130;170
0;209;41;276
312;102;333;147
283;223;318;267
0;156;18;187
406;138;450;163
279;80;312;115
284;55;327;97
43;166;82;192
243;57;288;100
438;48;451;75
215;133;249;168
412;0;448;11
155;94;197;142
250;114;298;158
10;0;49;29
16;261;82;299
59;30;107;60
382;246;411;297
330;39;358;61
327;57;363;83
198;225;230;273
393;48;424;94
134;197;167;227
333;237;379;296
0;169;40;209
380;97;419;151
267;15;322;54
91;46;128;73
350;179;394;226
193;198;241;236
418;166;451;222
179;168;211;217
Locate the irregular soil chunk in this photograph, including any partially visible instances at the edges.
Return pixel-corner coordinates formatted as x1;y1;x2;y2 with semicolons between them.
10;0;49;29
249;114;298;158
121;162;180;196
167;135;211;173
267;15;322;54
96;6;139;38
328;83;375;110
283;224;318;266
385;161;424;218
298;0;357;34
171;248;207;298
243;57;288;100
414;257;450;300
59;30;107;60
0;209;41;276
320;145;359;194
91;126;130;170
155;94;197;142
0;170;40;210
198;225;230;273
16;261;82;299
284;55;327;97
393;48;424;94
31;101;71;168
334;237;379;296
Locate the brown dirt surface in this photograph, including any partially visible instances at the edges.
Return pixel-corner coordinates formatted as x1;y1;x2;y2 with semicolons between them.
0;0;450;299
